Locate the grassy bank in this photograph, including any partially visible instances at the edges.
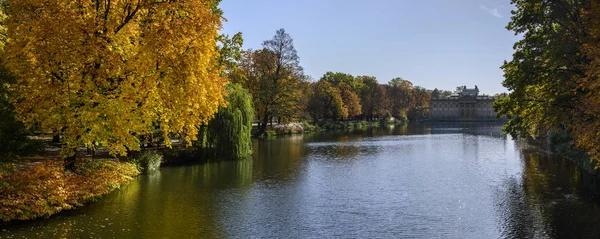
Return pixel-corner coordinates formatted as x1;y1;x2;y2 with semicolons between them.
0;159;140;222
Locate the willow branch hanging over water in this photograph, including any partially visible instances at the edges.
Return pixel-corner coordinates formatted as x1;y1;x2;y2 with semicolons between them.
197;83;254;160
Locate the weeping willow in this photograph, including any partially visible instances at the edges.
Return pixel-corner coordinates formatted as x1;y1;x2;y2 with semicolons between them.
197;83;253;159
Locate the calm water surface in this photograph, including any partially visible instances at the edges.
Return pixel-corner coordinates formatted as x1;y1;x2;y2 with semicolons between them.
3;123;600;238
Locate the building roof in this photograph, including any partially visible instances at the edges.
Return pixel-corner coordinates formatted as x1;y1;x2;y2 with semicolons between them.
460;85;479;97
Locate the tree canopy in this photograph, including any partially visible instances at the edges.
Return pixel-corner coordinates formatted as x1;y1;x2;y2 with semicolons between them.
495;0;600;162
235;29;305;136
198;83;254;159
3;0;227;157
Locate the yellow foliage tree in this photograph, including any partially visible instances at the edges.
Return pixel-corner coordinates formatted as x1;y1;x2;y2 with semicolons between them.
3;1;227;160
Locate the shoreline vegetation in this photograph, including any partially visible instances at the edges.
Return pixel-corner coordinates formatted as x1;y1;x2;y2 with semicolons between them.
0;120;398;223
0;158;139;222
263;118;407;137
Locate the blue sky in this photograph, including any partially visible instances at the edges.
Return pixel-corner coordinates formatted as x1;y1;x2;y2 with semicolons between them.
219;0;518;94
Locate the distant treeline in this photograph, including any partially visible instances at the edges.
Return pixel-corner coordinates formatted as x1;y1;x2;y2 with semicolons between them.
226;29;441;136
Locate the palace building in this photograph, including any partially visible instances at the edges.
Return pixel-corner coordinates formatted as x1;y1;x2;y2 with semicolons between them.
428;86;504;121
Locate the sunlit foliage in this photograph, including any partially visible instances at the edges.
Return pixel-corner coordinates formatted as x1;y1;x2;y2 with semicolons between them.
494;0;600;163
495;0;589;137
308;80;347;122
0;160;139;222
3;0;227;158
235;29;305;136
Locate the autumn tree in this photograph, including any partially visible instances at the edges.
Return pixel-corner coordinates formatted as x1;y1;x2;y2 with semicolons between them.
337;83;362;119
308;80;347;122
388;77;416;118
4;0;227;170
492;0;600;163
0;4;40;157
375;84;391;118
569;0;600;161
494;0;589;138
357;76;380;121
321;72;363;91
0;60;42;158
407;86;431;121
236;29;304;136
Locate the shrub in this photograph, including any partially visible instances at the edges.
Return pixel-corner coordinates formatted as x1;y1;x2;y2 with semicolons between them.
265;130;277;138
322;121;344;130
0;159;139;222
301;121;321;132
273;122;304;135
133;152;162;173
395;112;409;124
355;120;368;129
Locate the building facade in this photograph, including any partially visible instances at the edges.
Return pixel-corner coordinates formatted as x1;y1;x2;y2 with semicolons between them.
429;86;503;121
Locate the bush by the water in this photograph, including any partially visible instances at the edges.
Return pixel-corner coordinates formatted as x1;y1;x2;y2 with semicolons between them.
395;112;409;124
273;122;304;135
0;159;139;222
322;120;370;130
133;152;162;173
265;130;277;138
355;120;368;129
302;121;322;132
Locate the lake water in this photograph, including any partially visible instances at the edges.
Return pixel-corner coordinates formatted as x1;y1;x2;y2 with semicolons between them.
3;123;600;238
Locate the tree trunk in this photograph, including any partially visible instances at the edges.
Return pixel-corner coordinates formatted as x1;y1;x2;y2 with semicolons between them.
52;134;60;144
254;112;270;137
64;154;76;172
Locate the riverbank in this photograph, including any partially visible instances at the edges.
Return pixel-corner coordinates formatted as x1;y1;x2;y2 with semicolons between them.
0;158;139;222
529;130;599;175
5;124;600;238
261;119;406;137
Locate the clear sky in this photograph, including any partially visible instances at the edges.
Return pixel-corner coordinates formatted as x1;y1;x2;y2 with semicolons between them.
219;0;518;94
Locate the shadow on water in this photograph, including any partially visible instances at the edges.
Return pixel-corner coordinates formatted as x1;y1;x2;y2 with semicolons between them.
495;148;600;238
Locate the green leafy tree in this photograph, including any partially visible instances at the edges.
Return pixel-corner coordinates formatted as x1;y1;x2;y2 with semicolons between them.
494;0;590;138
431;88;441;98
217;32;244;77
